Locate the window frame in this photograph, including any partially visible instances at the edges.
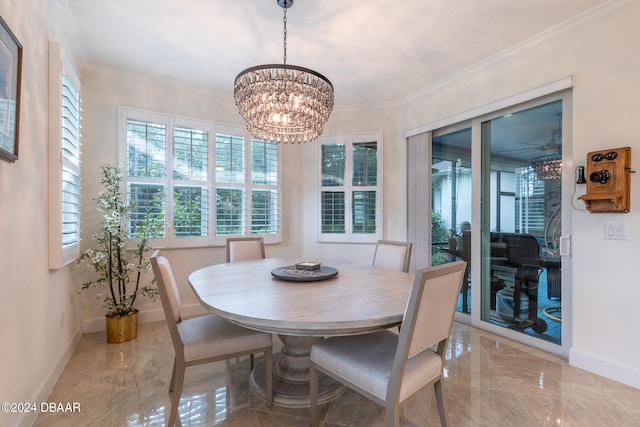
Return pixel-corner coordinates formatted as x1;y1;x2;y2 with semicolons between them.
317;132;383;243
48;41;81;269
119;108;282;248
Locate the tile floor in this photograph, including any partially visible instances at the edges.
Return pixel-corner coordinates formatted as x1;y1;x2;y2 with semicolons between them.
34;321;640;427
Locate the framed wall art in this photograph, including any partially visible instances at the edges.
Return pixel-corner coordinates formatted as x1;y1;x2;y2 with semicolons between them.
0;16;22;163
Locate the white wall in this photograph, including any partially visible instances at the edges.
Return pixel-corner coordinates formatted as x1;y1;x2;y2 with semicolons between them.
395;1;640;388
0;2;84;426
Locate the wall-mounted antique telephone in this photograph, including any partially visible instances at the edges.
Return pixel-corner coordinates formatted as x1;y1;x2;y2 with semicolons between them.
578;147;632;213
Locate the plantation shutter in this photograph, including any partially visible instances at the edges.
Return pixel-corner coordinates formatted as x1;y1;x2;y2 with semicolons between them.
60;75;81;250
173;126;209;243
48;41;82;269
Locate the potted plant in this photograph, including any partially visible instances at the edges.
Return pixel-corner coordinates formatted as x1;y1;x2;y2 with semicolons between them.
79;164;160;343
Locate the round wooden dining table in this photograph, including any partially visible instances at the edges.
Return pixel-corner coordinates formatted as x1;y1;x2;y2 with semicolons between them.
188;257;414;408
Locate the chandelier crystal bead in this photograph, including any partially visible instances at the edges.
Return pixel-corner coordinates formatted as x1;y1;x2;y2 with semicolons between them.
531;153;562;180
233;0;334;144
531;113;563;180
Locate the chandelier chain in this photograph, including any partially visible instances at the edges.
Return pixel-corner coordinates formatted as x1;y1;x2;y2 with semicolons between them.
282;6;287;65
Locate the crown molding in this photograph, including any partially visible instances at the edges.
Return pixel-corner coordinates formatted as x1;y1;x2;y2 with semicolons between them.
403;76;573;138
83;63;232;97
396;0;640;107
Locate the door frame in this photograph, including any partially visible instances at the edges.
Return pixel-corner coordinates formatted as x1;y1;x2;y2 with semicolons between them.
409;89;573;357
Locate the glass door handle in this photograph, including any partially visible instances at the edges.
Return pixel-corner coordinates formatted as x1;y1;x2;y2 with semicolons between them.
559;235;571;257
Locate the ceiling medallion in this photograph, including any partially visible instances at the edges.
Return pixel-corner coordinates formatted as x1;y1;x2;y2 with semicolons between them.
233;0;334;144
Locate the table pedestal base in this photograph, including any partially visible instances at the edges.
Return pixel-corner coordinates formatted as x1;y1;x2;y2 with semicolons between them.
250;335;345;408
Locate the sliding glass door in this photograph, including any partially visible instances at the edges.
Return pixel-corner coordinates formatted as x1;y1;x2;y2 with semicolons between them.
420;94;569;352
480;100;563;345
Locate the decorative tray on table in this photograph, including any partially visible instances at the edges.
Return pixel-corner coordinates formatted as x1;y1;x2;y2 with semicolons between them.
271;261;338;282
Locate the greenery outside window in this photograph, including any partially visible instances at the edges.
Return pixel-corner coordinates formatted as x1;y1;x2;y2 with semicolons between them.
120;108;281;248
318;133;382;243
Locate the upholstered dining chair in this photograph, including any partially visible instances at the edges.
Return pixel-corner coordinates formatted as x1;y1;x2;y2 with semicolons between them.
150;250;273;427
310;260;467;427
226;236;266;263
372;240;413;273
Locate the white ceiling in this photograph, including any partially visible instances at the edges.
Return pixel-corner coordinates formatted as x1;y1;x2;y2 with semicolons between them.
57;0;607;107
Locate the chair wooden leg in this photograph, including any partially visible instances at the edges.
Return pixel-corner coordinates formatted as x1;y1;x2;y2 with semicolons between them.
310;363;319;427
265;350;273;407
434;379;448;427
169;358;177;393
168;362;185;427
386;402;401;427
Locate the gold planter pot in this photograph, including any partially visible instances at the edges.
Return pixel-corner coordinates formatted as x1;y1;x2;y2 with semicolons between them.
105;309;139;343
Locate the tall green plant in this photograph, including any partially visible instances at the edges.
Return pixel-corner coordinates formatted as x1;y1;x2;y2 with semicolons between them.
431;211;450;266
79;165;160;317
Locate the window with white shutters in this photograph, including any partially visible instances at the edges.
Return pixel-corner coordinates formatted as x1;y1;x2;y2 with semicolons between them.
318;133;382;243
48;41;81;269
120;108;281;248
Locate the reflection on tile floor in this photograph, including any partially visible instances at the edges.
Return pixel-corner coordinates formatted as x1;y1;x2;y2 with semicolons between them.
34;321;640;426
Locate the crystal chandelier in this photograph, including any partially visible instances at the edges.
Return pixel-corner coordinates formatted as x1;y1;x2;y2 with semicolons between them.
233;0;334;144
531;153;562;180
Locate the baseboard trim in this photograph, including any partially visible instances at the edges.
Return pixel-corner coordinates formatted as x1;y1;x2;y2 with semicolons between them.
81;303;207;333
570;348;640;390
19;323;83;427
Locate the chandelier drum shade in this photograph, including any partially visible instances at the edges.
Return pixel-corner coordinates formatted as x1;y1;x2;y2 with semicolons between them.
233;0;334;144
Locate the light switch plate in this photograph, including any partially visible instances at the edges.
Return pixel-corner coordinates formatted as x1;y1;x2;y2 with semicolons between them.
604;223;626;240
